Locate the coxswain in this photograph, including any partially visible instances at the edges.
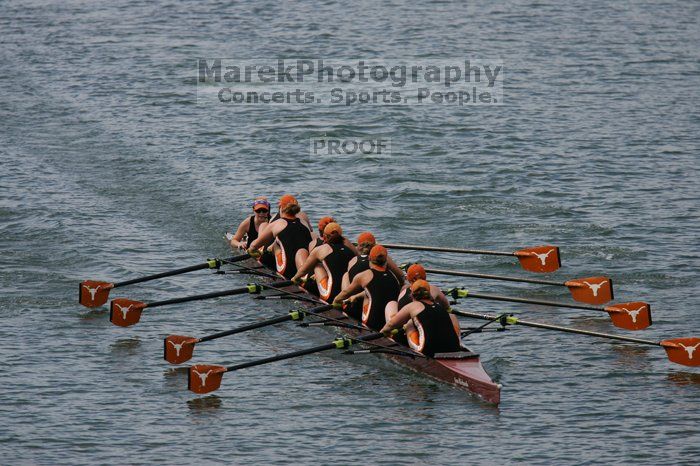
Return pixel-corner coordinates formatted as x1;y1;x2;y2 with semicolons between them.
248;194;312;279
380;279;461;357
291;222;357;302
333;244;401;331
309;216;335;251
228;197;272;250
385;263;450;323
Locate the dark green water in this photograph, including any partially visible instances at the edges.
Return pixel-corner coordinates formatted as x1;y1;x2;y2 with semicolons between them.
1;0;698;464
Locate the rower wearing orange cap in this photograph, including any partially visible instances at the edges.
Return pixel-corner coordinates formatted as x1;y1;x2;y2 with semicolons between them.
248;194;312;279
380;279;461;357
333;244;401;331
341;232;405;289
291;222;357;302
385;263;451;323
310;216;335;251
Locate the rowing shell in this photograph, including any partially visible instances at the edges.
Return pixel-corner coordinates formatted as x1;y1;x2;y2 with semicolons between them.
239;258;502;405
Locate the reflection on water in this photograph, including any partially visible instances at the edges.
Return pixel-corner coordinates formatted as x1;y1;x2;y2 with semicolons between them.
667;371;700;387
187;395;222;411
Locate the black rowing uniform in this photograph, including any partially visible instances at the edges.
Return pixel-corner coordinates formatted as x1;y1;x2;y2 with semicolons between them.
318;242;356;302
397;287;413;309
410;301;460;357
362;268;401;331
274;217;312;279
245;214;275;269
348;255;369;281
311;237;324;250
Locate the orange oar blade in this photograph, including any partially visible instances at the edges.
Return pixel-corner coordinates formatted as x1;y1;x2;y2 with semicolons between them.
188;364;226;394
164;335;198;364
565;277;614;305
79;280;114;308
109;299;146;327
604;301;652;330
515;246;561;273
661;338;700;367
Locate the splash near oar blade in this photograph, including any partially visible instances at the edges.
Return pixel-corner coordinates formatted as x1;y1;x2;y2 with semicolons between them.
109;299;146;327
661;338;700;367
188;365;227;394
79;280;114;307
604;302;651;331
164;335;198;364
514;246;561;273
565;276;614;305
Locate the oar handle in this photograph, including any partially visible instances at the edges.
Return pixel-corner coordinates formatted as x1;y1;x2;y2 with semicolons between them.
382;243;513;256
149;280;293;308
425;268;562;286
452;310;660;346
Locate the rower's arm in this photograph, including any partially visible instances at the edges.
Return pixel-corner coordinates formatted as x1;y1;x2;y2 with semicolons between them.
249;221;277;249
387;256;406;283
381;305;413;334
334;275;364;304
292;249;320;281
229;218;250;249
343;238;359;255
435;289;451;311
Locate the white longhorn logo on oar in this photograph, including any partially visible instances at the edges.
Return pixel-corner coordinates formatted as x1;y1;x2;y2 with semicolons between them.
169;340;187;357
678;342;700;360
533;249;555;266
583;280;608;297
114;303;134;320
82;284;102;300
193;369;213;386
622;306;645;323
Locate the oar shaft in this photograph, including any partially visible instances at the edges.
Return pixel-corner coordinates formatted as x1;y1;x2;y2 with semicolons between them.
452;310;660;346
198;304;332;342
466;291;601;311
113;254;250;287
426;267;562;286
226;332;383;371
149;280;292;308
114;263;210;287
199;315;293;342
383;243;513;257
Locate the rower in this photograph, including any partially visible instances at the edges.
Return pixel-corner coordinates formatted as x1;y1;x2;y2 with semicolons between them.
341;232;405;289
380;279;461;357
333;244;401;331
292;222;357;302
248;194;312;279
309;216;335;251
385;263;450;323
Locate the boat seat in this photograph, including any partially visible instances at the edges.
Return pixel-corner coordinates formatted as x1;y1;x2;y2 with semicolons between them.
434;351;480;360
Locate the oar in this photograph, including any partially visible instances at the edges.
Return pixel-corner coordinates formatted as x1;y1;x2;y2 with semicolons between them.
188;332;385;394
416;265;613;305
383;243;561;273
109;280;292;327
452;309;699;367
79;253;251;307
445;287;651;331
164;304;333;364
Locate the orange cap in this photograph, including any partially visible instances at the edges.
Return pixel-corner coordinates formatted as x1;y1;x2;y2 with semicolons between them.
318;216;335;232
357;232;376;246
406;264;426;283
410;279;431;298
278;194;298;210
323;222;342;237
369;244;387;263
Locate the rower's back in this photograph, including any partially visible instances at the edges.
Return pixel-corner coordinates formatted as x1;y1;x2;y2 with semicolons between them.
363;267;401;330
319;241;356;302
411;301;461;357
275;217;312;278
